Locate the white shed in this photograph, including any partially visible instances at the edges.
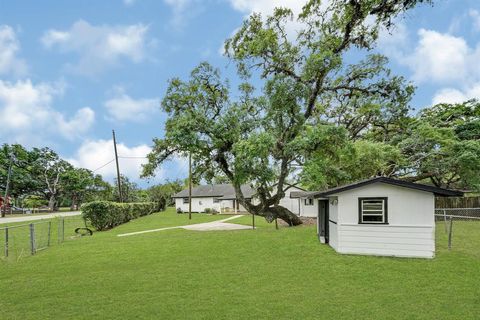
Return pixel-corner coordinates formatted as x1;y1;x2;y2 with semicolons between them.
295;177;462;259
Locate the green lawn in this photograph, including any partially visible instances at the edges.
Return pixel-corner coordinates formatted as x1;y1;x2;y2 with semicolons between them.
0;209;479;319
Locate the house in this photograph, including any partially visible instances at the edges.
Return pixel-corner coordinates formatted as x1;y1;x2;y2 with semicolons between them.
291;177;463;259
172;184;304;214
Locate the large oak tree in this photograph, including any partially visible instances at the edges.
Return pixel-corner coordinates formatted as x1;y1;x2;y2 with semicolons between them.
143;0;431;225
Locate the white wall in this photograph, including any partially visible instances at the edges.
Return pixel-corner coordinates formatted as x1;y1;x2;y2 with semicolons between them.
175;197;221;213
175;198;249;213
279;187;302;215
331;183;435;258
299;198;318;217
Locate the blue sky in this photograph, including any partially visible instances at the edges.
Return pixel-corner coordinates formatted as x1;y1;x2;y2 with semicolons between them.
0;0;479;185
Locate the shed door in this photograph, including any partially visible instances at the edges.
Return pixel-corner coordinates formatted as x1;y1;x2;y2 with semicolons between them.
318;200;329;244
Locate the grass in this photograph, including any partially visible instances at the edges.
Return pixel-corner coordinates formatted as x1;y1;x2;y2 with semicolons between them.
0;209;479;319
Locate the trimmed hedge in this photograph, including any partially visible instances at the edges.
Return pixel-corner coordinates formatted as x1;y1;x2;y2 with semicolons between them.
81;201;156;231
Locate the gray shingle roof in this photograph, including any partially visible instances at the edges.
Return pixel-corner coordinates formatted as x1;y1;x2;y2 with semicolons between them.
290;177;463;198
172;184;256;199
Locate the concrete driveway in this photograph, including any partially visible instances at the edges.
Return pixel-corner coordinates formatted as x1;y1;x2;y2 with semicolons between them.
118;215;252;237
0;211;81;224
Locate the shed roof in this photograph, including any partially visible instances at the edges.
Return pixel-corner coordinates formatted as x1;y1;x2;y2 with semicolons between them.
290;177;463;198
172;184;256;199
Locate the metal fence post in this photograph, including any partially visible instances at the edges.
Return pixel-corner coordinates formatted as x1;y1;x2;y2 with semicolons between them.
47;221;51;247
252;213;255;230
448;217;453;250
4;227;8;258
62;218;65;242
443;209;448;233
29;223;36;255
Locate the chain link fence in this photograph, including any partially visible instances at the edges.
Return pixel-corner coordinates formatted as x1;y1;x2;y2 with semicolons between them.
435;208;480;252
0;216;91;261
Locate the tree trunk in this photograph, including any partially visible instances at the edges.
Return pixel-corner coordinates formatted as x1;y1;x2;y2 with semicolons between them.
48;195;56;211
71;195;78;211
259;205;303;226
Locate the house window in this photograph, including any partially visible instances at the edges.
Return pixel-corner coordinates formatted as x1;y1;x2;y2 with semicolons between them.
183;198;189;204
358;197;388;224
213;198;220;203
304;198;314;206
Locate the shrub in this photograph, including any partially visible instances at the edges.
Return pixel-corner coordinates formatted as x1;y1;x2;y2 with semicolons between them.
211;208;219;215
176;207;183;214
81;201;156;231
204;208;212;214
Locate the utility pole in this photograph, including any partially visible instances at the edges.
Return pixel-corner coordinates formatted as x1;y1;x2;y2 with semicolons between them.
188;152;192;220
2;153;13;218
112;130;123;203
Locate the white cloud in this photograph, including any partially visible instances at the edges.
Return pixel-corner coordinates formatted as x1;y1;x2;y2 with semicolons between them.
163;0;203;29
123;0;136;6
404;29;471;84
104;88;158;122
69;139;153;181
0;25;28;76
377;22;409;60
432;83;480;105
469;9;480;32
228;0;305;16
41;20;151;76
0;79;94;144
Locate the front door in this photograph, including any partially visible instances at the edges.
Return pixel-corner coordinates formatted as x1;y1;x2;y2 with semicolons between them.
318;200;329;244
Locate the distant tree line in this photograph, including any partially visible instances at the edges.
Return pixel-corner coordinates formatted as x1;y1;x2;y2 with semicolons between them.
0;144;183;214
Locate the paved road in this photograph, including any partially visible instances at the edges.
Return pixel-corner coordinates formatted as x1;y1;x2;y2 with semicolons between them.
0;211;81;224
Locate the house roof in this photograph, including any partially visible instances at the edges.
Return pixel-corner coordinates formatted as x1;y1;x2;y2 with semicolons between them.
172;184;256;199
290;177;464;198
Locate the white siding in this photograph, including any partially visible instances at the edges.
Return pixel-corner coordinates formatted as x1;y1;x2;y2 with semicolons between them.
299;198;318;217
175;197;221;213
331;183;436;259
278;187;302;215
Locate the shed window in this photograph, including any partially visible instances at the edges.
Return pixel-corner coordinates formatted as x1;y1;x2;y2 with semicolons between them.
304;198;314;206
183;198;189;204
213;198;221;203
359;197;388;224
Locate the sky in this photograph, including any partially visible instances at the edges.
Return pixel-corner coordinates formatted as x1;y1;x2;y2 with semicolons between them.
0;0;479;186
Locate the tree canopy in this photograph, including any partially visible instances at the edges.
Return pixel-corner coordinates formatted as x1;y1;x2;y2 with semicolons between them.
143;0;433;225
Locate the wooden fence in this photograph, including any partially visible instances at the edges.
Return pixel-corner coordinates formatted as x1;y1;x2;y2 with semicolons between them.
435;196;480;208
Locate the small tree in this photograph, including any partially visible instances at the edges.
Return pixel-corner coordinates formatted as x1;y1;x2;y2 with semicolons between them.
23;195;47;212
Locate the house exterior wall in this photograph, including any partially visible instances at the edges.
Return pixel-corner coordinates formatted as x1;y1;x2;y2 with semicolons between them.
175;197;222;213
174;197;250;213
299;198;318;217
174;187;302;214
279;187;302;215
331;183;435;259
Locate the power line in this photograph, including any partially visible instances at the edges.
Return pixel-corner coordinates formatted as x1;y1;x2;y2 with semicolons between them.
91;159;115;173
117;156;147;159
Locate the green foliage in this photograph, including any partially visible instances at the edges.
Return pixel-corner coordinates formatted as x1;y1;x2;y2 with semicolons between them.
147;180;183;211
1;144;112;210
301;140;404;190
143;0;427;224
81;201;156;231
23;195;48;209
